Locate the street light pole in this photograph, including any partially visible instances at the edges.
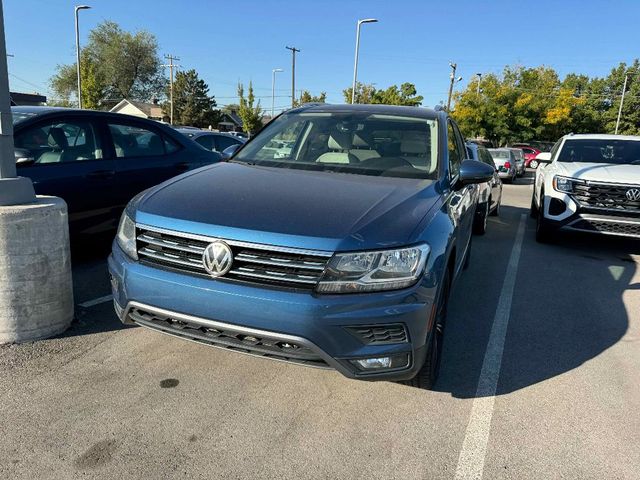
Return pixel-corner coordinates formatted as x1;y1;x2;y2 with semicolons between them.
476;73;482;96
0;0;34;205
615;73;629;135
351;18;378;104
271;68;283;117
74;5;91;109
446;62;462;112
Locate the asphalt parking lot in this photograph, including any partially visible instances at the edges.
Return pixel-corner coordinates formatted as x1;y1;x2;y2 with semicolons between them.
1;171;639;480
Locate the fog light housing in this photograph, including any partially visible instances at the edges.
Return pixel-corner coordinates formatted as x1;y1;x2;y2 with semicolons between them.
350;352;410;371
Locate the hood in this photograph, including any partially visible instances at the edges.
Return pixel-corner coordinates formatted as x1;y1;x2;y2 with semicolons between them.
135;162;440;252
556;162;640;184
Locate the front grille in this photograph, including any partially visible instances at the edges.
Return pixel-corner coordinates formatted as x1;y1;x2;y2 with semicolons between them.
128;306;330;368
136;226;331;290
572;181;640;212
346;325;408;345
569;219;640;237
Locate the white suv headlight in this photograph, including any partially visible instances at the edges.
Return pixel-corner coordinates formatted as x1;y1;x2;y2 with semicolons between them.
553;175;582;193
317;245;430;293
116;212;138;260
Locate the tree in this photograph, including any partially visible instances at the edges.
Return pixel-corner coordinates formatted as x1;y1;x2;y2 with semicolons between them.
342;82;377;104
50;21;165;108
237;82;263;135
293;90;327;107
163;69;219;127
342;82;423;106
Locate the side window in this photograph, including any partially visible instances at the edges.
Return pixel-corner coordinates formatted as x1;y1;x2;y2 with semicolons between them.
14;120;102;164
108;123;168;158
215;136;240;152
164;136;179;154
447;120;463;179
195;135;216;151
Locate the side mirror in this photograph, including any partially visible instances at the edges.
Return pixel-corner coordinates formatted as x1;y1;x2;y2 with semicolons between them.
221;143;241;160
15;148;34;165
459;159;495;185
535;152;552;164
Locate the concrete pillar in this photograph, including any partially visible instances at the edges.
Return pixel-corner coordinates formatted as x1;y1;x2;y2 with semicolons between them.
0;196;74;343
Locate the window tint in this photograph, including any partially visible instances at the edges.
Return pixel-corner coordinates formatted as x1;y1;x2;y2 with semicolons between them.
522;148;535;154
108;123;167;158
447;120;462;178
215;135;240;152
195;135;216;151
14;120;102;164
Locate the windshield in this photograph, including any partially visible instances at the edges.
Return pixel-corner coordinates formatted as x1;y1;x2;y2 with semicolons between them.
558;139;640;165
489;150;510;159
234;111;439;179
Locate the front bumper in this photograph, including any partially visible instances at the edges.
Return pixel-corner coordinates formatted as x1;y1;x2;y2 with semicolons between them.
541;190;640;239
108;243;436;381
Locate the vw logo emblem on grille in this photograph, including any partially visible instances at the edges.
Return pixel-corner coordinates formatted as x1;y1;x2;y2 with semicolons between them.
626;188;640;201
202;241;233;277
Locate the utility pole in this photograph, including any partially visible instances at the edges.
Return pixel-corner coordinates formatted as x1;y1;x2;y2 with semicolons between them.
615;72;629;135
446;62;458;112
285;46;300;109
163;54;180;125
476;73;482;97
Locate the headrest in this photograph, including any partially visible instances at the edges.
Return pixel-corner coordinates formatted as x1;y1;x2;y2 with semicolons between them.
48;128;68;150
352;133;370;148
328;131;352;150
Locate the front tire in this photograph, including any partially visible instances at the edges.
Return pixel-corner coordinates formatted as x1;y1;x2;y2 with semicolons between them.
535;197;553;243
408;269;451;390
473;200;489;235
490;196;500;216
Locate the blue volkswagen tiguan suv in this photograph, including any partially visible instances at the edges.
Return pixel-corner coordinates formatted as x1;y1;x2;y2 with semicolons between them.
108;104;494;388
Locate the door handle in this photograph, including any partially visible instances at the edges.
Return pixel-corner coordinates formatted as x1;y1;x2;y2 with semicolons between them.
86;170;115;179
175;162;190;171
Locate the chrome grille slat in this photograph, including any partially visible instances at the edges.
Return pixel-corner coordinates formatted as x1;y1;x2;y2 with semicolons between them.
229;267;319;284
138;248;206;270
137;234;206;254
136;227;331;290
234;252;326;271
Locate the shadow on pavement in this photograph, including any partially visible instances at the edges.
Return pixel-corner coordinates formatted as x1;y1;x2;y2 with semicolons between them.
433;204;636;398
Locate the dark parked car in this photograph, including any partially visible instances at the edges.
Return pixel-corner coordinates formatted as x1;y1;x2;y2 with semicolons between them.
12;106;221;236
109;104;495;389
175;129;245;154
466;142;502;234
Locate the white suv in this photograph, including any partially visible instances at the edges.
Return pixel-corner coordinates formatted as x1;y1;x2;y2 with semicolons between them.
531;134;640;242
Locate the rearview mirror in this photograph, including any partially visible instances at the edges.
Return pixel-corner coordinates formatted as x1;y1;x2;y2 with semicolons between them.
15;148;34;165
459;159;495;185
221;143;241;160
535;152;552;164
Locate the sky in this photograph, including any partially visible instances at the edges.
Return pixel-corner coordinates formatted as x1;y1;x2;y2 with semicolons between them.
5;0;640;113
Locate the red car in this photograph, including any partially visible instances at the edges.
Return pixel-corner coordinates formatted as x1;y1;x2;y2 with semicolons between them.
512;144;541;168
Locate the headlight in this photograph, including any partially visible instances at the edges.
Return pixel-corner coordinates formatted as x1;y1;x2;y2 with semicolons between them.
116;212;138;260
317;245;429;293
553;176;577;193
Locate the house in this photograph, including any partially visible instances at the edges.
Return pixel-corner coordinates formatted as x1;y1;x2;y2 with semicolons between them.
217;109;243;132
10;92;47;106
109;99;165;121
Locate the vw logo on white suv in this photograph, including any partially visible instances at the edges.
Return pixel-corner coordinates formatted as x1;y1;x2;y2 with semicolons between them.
202;241;233;277
626;188;640;201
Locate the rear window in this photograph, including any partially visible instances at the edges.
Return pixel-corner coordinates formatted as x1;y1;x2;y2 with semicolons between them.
557;139;640;165
489;150;510;159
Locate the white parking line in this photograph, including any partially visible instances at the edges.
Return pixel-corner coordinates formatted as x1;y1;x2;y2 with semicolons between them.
78;294;113;308
454;214;527;480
